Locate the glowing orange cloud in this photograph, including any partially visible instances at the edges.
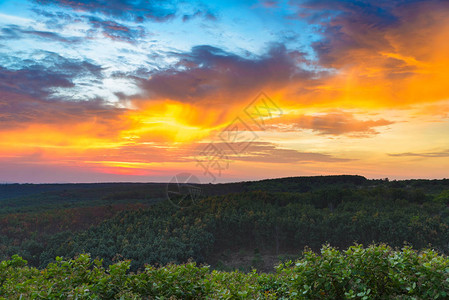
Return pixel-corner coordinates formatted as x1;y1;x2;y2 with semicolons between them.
277;4;449;111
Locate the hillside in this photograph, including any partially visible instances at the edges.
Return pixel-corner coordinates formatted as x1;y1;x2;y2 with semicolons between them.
1;175;449;272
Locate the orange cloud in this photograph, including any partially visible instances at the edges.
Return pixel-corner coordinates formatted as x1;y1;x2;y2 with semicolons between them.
279;1;449;110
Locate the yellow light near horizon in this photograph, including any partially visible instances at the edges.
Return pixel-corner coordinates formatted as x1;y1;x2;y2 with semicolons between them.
122;101;228;143
0;124;126;155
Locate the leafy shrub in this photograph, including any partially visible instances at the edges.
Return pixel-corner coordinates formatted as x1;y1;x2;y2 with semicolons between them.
1;244;449;299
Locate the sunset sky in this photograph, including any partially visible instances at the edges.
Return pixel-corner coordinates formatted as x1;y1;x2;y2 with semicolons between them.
1;0;449;183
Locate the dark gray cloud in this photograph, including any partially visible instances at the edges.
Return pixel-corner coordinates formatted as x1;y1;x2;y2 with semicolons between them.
0;25;82;43
0;52;102;100
287;0;449;67
271;112;394;135
0;52;124;129
0;90;124;130
0;26;21;40
138;44;312;103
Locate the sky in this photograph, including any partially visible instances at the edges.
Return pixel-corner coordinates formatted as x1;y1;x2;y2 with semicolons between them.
0;0;448;183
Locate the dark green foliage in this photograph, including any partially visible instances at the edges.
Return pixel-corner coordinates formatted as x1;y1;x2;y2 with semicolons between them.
2;245;449;299
27;185;449;271
2;176;449;272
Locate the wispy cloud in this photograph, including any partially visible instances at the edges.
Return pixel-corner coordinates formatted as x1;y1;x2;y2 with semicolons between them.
0;24;83;43
389;150;449;158
33;0;216;23
226;142;352;163
268;112;394;136
87;16;146;43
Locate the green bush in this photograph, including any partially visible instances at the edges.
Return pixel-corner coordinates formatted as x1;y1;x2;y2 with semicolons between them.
1;244;449;299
